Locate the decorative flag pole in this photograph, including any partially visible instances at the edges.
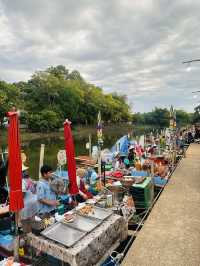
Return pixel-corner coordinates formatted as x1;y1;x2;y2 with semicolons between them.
7;110;24;261
169;105;177;166
97;111;103;184
64;119;79;195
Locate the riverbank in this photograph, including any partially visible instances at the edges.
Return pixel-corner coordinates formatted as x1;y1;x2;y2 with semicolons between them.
0;124;157;146
0;124;156;178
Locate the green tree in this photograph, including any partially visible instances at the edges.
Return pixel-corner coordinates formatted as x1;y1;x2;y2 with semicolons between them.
193;105;200;123
13;65;133;131
176;110;192;126
0;81;21;126
28;110;60;132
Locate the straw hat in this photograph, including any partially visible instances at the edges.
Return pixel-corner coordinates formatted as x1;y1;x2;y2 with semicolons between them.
76;168;87;178
22;163;29;171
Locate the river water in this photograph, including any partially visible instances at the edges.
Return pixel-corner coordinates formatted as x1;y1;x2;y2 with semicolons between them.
2;125;155;179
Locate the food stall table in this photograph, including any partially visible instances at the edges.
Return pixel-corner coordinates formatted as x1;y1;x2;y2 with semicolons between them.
27;214;127;266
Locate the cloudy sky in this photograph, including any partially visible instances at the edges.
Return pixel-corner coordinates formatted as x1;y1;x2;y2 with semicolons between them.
1;0;200;112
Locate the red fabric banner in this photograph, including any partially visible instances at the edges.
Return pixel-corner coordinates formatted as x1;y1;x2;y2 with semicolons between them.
7;112;24;212
64;120;79;195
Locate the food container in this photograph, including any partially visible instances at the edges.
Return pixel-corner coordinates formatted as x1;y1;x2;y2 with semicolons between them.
96;199;107;208
78;205;112;220
41;222;86;247
106;195;113;207
107;186;125;204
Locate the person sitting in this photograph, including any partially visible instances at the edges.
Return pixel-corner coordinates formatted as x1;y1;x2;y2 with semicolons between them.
128;146;135;166
85;167;99;195
187;131;194;144
153;160;169;187
135;158;142;171
75;168;93;202
22;164;36;193
37;165;60;217
112;152;120;170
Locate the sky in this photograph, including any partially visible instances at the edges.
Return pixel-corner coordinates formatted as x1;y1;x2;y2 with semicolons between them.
0;0;200;113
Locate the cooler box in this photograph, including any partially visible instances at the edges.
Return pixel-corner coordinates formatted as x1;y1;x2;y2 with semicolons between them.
130;177;154;210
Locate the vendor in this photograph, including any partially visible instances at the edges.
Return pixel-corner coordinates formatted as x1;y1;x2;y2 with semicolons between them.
76;168;93;202
86;167;98;185
128;145;135;165
37;165;60;217
153;160;169;187
86;167;98;195
112;152;125;170
21;164;38;232
135;158;142;171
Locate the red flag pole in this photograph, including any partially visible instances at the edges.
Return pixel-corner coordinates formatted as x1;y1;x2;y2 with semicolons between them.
7;110;24;261
64;119;79;195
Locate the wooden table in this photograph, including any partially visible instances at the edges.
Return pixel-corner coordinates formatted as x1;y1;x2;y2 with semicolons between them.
27;214;128;266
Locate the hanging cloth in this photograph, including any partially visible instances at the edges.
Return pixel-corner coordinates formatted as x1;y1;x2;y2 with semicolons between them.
64;119;79;195
7;111;24;212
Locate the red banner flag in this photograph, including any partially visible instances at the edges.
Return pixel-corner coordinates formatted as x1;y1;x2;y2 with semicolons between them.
64;119;79;195
7;112;24;212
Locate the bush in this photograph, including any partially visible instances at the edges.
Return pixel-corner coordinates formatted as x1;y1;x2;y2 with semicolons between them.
27;110;61;132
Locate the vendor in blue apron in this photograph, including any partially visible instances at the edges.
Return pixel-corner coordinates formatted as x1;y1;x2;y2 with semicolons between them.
37;165;60;217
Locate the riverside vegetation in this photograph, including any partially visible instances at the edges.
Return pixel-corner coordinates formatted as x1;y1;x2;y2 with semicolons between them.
0;65;197;133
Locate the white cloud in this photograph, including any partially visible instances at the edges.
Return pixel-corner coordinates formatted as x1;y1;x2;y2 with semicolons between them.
0;0;200;112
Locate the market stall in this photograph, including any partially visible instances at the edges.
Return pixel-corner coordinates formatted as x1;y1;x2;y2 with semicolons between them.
27;212;127;266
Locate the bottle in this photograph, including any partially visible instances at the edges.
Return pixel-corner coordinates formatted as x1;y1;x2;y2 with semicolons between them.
18;237;25;257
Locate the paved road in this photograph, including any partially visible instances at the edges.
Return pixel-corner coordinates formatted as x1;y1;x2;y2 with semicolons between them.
122;144;200;266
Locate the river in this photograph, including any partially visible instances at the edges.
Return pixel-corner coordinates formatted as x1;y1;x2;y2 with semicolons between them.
1;125;155;179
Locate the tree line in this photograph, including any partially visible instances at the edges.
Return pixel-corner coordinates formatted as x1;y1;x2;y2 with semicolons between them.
133;108;195;127
0;65;131;132
0;65;198;132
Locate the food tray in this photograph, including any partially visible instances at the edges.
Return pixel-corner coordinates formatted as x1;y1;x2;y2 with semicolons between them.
79;205;113;221
62;214;102;232
41;222;86;247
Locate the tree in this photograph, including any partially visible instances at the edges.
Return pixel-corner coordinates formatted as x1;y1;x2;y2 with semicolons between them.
5;65;132;131
176;110;192;125
27;110;60;132
0;81;21;126
193;105;200;123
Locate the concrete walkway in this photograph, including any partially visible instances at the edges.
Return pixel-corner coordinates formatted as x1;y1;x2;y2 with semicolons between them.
122;144;200;266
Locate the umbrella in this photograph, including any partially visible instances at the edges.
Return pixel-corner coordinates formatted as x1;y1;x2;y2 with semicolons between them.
7;110;24;262
64;119;79;195
7;111;24;212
